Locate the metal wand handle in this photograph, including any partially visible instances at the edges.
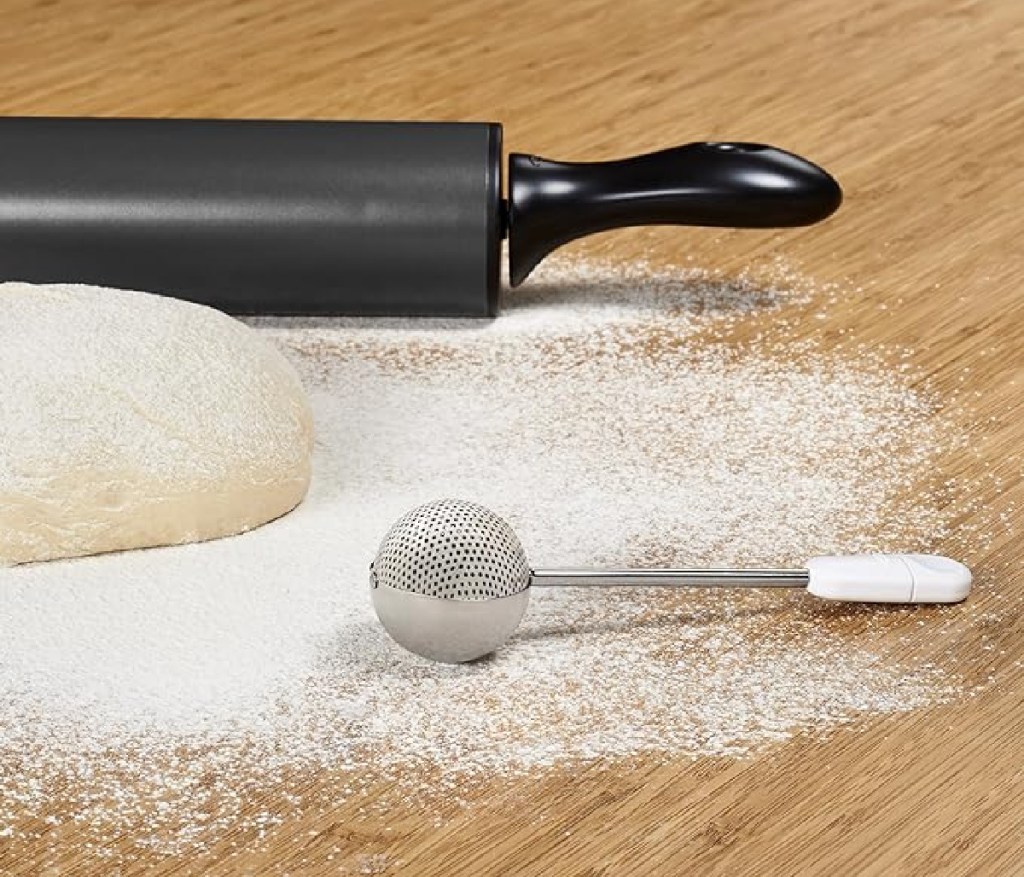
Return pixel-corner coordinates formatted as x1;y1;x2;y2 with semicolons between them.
528;569;810;588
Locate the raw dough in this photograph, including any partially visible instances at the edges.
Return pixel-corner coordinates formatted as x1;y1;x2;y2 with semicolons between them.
0;283;313;566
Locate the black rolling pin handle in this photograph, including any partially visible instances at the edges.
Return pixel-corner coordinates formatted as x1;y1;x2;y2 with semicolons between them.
506;141;842;287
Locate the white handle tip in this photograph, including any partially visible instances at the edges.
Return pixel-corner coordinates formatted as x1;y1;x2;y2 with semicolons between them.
807;554;972;604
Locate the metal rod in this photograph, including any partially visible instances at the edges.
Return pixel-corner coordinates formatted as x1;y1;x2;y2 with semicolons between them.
528;569;810;589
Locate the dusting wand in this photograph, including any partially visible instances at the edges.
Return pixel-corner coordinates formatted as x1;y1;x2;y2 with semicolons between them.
0;117;840;316
370;500;972;663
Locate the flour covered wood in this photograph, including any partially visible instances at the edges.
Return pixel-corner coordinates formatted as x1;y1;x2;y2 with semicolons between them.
0;258;980;862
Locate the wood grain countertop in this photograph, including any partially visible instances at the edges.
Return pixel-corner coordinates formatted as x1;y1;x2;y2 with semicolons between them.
0;0;1021;874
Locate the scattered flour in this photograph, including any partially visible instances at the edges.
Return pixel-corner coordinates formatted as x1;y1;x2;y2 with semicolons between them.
0;255;969;862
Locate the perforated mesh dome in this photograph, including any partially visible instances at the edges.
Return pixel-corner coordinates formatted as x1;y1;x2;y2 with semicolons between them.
371;499;531;600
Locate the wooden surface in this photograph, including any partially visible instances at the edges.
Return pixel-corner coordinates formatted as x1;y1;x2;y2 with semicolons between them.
1;0;1022;874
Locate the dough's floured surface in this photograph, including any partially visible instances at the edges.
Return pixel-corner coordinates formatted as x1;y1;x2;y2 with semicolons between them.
0;283;313;566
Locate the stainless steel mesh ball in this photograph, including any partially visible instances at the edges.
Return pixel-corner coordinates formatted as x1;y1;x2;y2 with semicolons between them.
372;499;531;600
370;499;532;663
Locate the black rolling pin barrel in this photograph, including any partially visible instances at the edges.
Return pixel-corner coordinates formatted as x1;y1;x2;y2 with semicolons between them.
0;118;841;316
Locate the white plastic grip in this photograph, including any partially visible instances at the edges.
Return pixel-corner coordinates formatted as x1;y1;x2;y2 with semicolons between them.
806;554;972;604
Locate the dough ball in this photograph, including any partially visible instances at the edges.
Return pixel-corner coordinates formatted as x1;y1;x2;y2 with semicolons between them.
0;283;313;566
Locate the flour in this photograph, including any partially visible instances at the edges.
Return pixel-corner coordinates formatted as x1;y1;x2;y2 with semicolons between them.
0;256;966;861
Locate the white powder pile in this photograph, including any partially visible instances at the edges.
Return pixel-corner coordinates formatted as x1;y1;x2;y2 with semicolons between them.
0;256;966;862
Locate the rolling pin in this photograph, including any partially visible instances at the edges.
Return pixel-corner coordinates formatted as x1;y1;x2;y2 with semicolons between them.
0;118;841;316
